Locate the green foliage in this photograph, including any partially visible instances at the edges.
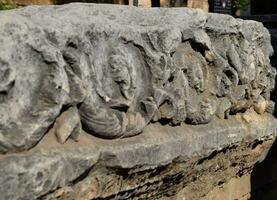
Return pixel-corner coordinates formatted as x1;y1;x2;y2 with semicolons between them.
233;0;250;10
0;0;15;10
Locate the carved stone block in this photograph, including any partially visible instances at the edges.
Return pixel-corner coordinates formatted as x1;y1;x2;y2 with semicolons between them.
0;4;275;153
0;4;276;199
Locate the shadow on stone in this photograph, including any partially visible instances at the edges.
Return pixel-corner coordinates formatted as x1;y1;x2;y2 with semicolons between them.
250;139;277;200
251;29;277;199
269;28;277;117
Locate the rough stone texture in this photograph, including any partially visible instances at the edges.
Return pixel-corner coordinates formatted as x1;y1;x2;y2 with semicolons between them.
0;4;275;154
54;106;81;143
0;4;276;200
0;111;276;200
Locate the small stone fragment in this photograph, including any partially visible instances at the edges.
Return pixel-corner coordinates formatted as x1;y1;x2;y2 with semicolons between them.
266;100;275;114
242;108;259;123
54;107;81;144
216;98;231;119
254;96;268;115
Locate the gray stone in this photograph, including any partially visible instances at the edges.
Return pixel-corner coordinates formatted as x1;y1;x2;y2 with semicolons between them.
0;4;275;153
54;106;81;144
0;5;277;199
0;112;276;200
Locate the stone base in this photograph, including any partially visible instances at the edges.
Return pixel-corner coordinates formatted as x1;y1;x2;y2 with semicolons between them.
1;111;277;200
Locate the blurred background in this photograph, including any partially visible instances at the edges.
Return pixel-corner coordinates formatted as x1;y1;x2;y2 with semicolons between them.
0;0;276;17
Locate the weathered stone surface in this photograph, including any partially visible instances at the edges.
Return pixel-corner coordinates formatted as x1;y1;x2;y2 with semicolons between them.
54;106;81;143
0;112;276;200
0;4;277;200
0;4;275;153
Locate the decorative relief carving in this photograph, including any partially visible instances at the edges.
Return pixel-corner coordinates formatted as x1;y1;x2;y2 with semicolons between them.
0;5;275;153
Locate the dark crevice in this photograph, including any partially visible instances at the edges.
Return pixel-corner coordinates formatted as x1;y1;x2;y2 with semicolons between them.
0;91;8;96
158;118;172;126
188;39;207;57
197;150;219;165
0;80;15;98
70;165;95;185
94;167;184;200
111;167;131;180
251;140;264;150
168;75;174;83
218;180;225;186
60;104;72;113
110;104;129;113
67;41;78;49
197;145;237;165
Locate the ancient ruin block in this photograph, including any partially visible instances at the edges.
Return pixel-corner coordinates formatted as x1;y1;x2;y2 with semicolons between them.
0;4;276;200
0;4;275;153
